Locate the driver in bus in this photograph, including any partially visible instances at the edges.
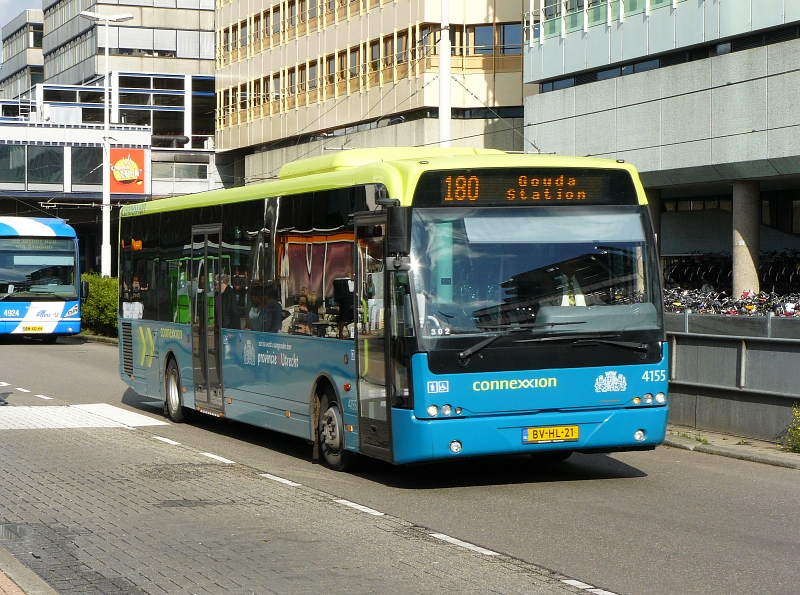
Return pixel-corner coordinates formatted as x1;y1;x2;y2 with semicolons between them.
36;267;61;285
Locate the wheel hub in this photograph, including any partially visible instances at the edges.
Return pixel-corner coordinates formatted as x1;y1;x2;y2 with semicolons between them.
321;406;342;451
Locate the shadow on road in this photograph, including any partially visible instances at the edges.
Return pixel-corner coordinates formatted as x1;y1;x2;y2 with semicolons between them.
119;384;649;488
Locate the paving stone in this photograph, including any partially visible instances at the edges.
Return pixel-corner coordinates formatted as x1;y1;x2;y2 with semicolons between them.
1;424;584;595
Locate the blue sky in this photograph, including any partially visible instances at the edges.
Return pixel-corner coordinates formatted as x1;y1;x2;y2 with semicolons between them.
1;0;42;38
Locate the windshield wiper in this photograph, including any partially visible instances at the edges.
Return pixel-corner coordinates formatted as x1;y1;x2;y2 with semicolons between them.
572;338;648;352
514;332;620;344
457;328;529;364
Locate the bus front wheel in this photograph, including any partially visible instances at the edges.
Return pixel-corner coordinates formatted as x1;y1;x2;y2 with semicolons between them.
165;359;185;423
318;390;354;471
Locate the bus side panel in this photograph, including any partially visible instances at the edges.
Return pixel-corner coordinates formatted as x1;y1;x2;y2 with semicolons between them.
154;323;192;403
121;320;192;400
220;330;356;442
392;346;669;464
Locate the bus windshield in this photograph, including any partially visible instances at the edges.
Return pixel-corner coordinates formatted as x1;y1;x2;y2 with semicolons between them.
409;206;662;344
0;238;78;301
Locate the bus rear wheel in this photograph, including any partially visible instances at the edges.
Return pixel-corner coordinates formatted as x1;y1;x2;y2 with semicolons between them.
318;390;354;471
165;359;185;423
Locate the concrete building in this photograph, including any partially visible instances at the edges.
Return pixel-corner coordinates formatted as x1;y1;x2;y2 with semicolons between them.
1;10;44;99
0;0;227;273
523;0;800;297
41;0;214;86
0;103;150;272
215;0;527;183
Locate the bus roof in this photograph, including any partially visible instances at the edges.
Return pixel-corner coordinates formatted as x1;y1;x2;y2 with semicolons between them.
0;217;76;238
121;148;647;217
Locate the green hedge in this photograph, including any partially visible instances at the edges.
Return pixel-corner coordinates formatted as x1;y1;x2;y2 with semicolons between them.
81;273;118;337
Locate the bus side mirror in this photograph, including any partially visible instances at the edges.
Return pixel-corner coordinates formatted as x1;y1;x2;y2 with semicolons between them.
386;206;411;257
81;280;90;303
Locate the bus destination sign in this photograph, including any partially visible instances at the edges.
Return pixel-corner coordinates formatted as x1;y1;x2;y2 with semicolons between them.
413;169;638;207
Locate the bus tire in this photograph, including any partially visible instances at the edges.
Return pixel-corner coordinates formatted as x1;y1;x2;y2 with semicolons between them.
531;450;573;463
318;389;354;471
165;358;185;423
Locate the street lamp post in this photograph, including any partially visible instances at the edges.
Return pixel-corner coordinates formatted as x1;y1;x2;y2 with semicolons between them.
80;11;133;277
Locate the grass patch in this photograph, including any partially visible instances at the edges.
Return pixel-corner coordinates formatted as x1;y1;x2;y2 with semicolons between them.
781;403;800;453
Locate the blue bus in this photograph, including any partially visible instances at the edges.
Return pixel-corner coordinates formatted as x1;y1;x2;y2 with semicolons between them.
0;216;88;342
118;148;668;469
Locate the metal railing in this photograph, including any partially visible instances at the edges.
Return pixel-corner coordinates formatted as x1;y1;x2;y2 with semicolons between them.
666;312;800;443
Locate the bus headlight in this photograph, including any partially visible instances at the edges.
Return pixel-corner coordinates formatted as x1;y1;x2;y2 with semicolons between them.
441;404;452;416
634;430;646;441
643;393;653;404
449;440;462;453
655;392;666;404
427;405;439;417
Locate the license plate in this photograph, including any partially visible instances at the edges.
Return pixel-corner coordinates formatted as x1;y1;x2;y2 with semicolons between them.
23;326;44;332
522;425;579;444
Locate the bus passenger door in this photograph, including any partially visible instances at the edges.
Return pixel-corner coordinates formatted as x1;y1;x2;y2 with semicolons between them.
190;226;224;415
354;215;392;462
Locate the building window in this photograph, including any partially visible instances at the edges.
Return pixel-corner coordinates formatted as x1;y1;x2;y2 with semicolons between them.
326;54;335;83
309;61;317;89
349;46;360;78
288;68;296;95
369;41;379;71
500;24;521;55
72;147;103;185
383;36;393;67
397;31;408;63
273;8;281;34
0;146;25;183
272;74;280;99
472;25;494;55
27;146;64;185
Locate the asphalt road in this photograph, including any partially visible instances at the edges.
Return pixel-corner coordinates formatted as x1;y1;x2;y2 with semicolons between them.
1;335;798;595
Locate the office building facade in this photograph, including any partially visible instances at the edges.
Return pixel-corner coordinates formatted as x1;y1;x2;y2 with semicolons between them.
1;10;44;99
524;0;800;296
216;0;526;183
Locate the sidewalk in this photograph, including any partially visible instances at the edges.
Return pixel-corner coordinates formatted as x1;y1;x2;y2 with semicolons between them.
664;423;800;469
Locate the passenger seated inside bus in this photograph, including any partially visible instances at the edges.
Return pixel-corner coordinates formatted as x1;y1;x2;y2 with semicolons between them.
249;283;284;333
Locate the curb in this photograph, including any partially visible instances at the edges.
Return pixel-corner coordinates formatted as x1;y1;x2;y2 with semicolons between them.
76;333;118;345
0;544;58;595
663;428;800;470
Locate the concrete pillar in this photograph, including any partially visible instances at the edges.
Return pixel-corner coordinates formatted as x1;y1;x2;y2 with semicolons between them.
645;188;662;254
732;180;761;298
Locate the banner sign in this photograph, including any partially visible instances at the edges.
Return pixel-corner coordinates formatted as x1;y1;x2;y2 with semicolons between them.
109;149;145;194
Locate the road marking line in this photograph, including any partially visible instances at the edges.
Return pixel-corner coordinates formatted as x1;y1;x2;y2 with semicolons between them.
334;499;385;516
15;388;30;393
429;533;499;556
200;452;235;464
260;473;301;487
153;436;181;445
0;382;9;386
73;403;168;427
35;395;53;400
561;580;619;595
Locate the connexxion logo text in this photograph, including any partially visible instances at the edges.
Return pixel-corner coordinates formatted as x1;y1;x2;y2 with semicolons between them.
472;377;557;392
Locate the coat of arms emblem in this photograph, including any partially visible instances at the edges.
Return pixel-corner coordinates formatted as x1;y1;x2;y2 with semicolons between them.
595;371;627;392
